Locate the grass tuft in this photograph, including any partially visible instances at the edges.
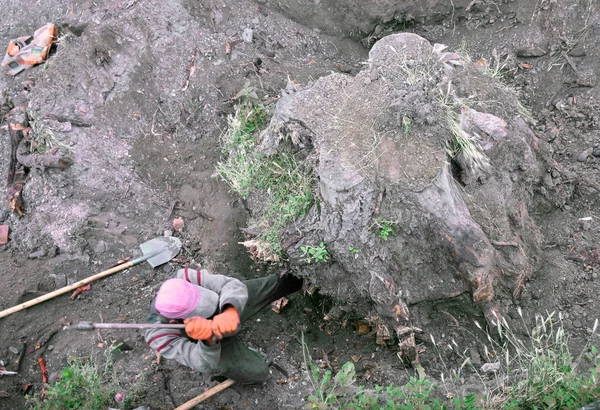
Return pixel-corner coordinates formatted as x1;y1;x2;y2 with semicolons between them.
215;96;314;261
27;357;114;410
301;312;600;409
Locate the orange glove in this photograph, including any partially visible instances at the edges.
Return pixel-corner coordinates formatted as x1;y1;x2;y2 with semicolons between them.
184;317;214;341
211;306;240;339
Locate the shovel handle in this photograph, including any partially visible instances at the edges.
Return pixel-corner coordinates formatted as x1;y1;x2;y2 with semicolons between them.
0;251;156;319
174;379;236;410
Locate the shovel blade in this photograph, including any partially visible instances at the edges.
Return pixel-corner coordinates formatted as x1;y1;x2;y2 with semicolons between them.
139;236;182;268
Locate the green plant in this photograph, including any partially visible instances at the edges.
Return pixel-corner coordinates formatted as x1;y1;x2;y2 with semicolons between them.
483;311;600;409
301;242;329;263
348;246;360;259
27;358;114;410
302;333;357;409
215;94;314;261
401;115;412;135
429;309;600;410
379;223;394;241
476;49;510;79
30;118;73;154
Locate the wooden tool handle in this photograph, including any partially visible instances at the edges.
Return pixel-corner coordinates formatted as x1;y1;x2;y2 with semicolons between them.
174;379;236;410
0;261;134;319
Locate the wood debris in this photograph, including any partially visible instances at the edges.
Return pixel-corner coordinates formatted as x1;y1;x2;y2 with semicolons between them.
239;238;280;262
271;297;289;314
70;284;91;300
38;358;49;399
181;48;197;91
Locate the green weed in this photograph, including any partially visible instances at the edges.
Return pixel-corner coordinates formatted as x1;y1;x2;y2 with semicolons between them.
401;115;412;136
27;358;114;410
348;246;360;259
302;311;600;409
301;242;329;264
27;342;148;410
30;118;73;154
378;223;394;241
215;95;314;261
480;311;600;409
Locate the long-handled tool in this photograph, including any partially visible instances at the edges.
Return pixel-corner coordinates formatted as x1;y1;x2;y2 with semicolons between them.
0;236;182;319
67;321;236;408
66;321;186;331
174;379;236;410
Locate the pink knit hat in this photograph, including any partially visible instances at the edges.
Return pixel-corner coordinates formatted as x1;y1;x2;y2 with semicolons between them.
155;278;200;319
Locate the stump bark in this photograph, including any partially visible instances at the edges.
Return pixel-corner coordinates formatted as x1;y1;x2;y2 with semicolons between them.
253;33;546;357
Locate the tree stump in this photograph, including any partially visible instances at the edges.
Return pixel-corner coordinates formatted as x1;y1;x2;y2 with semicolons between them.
253;33;546;359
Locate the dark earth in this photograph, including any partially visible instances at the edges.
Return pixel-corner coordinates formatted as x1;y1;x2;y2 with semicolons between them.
1;0;599;409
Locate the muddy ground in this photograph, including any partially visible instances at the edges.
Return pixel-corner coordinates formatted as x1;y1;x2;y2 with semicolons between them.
0;0;599;409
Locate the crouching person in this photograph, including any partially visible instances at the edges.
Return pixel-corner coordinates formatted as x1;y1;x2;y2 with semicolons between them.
145;268;302;384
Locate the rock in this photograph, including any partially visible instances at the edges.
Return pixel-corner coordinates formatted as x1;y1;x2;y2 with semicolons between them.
92;240;107;254
468;348;482;366
480;362;500;374
163;230;173;237
568;47;586;57
50;274;67;288
8;346;19;355
214;387;241;406
573;319;582;328
515;46;547;57
113;338;133;351
579;217;592;231
172;218;185;232
578;148;593;162
28;249;47;259
242;28;253;44
0;208;9;222
49;371;61;384
0;225;9;245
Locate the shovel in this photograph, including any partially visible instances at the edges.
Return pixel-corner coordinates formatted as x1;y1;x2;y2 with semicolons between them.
0;236;182;319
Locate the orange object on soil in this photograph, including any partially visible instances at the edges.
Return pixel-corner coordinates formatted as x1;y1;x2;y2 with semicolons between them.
2;24;57;76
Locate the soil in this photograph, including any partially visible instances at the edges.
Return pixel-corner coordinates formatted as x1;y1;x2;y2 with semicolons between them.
0;0;599;409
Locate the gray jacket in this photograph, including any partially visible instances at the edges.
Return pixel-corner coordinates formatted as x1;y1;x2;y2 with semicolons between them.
144;268;248;372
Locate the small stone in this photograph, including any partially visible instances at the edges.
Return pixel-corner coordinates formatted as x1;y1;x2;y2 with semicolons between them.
578;148;593;162
214;388;241;405
592;148;600;157
8;346;19;355
579;217;592;231
0;208;9;222
47;345;54;351
92;240;107;254
172;218;185;232
49;371;60;384
242;28;253;44
28;249;47;259
468;348;482;366
51;274;67;288
573;319;582;328
163;230;173;237
0;225;9;245
480;362;500;374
